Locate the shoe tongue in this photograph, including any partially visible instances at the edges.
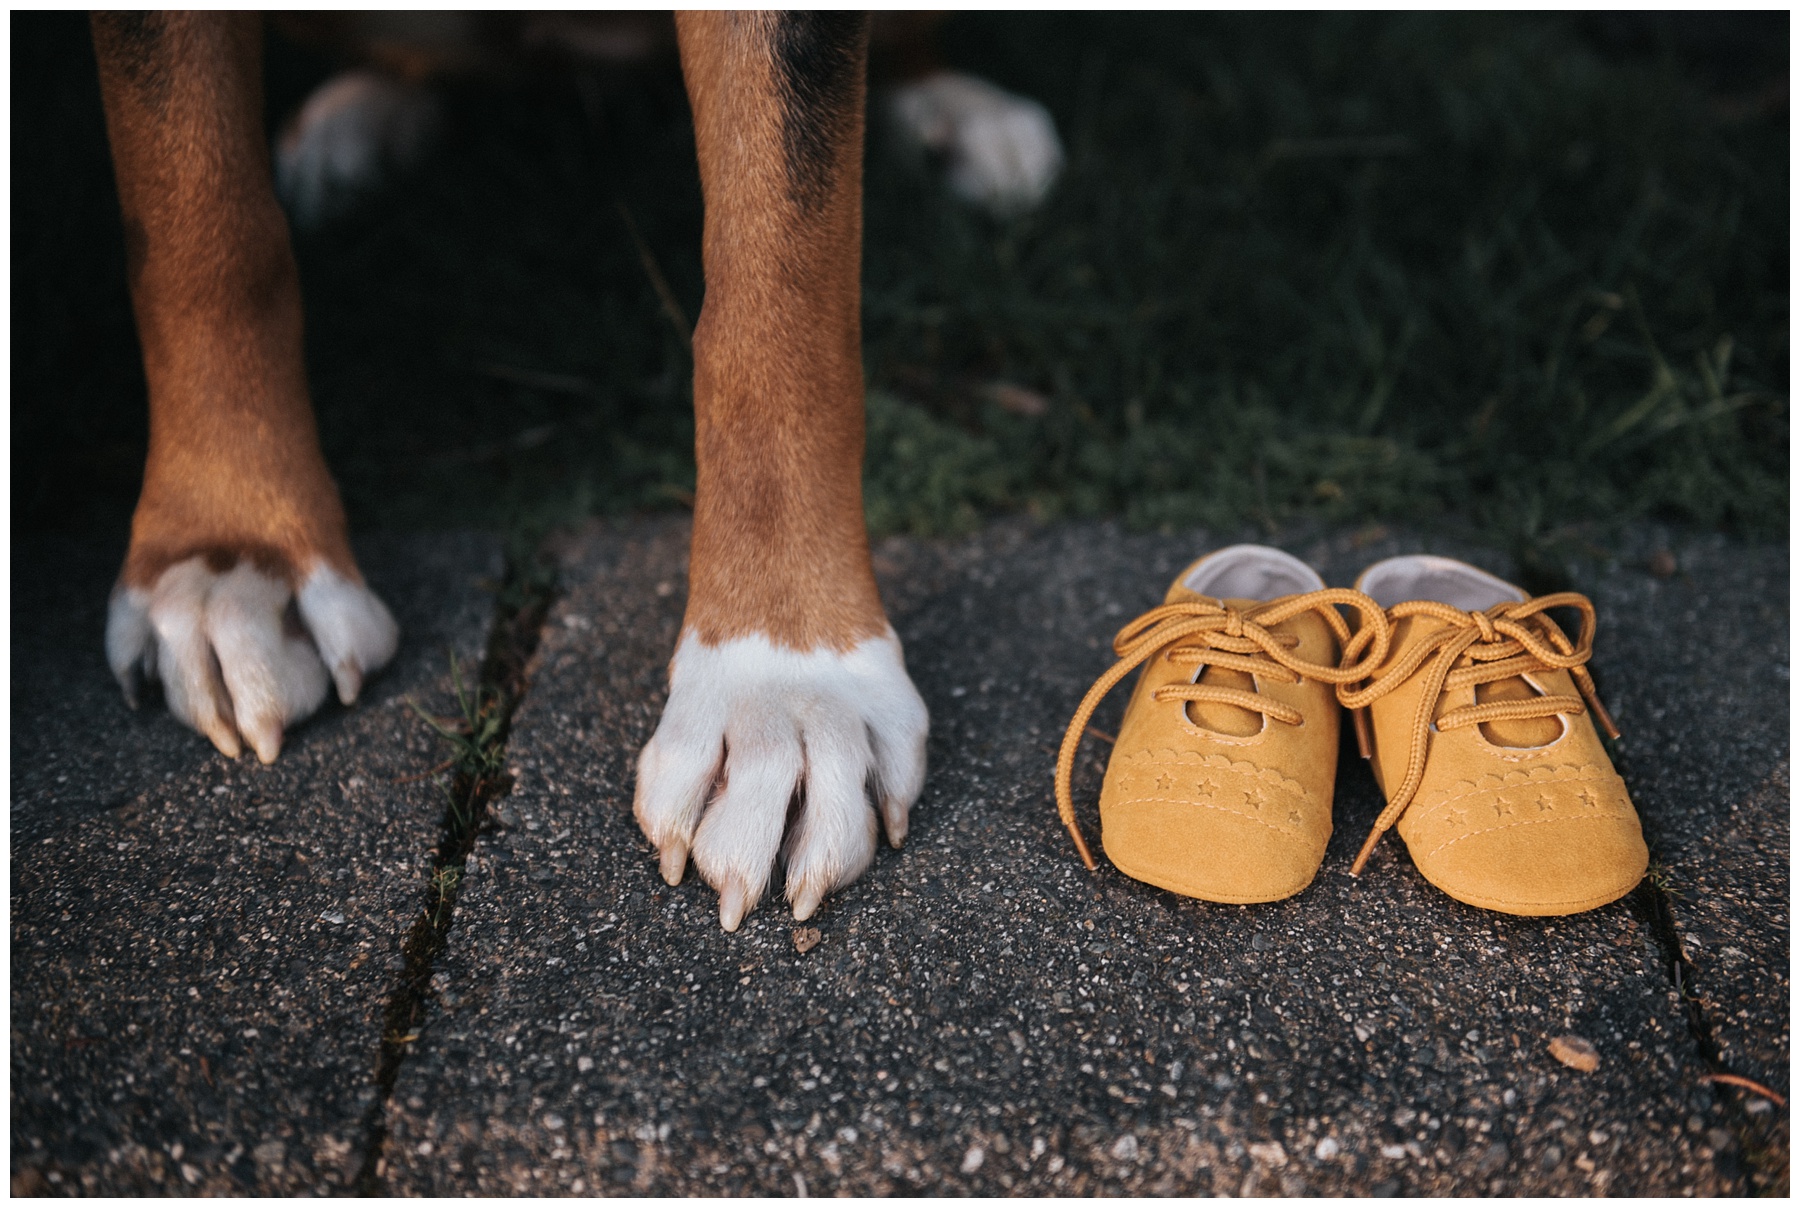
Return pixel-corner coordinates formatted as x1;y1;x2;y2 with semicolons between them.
1168;593;1266;738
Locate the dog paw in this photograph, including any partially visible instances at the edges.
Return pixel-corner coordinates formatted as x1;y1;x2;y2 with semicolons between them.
275;69;439;228
889;70;1064;214
633;630;929;931
106;557;399;763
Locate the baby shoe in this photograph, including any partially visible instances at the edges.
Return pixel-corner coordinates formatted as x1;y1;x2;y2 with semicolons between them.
1341;555;1648;915
1056;545;1390;903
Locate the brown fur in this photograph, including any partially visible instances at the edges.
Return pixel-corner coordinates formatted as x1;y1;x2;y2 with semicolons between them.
92;12;357;593
271;12;947;86
675;13;888;653
94;11;893;657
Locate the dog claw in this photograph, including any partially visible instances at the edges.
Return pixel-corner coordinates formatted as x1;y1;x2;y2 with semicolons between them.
880;796;910;848
242;718;285;765
332;661;364;706
119;671;142;712
202;720;244;761
659;842;688;886
790;884;823;922
718;882;751;932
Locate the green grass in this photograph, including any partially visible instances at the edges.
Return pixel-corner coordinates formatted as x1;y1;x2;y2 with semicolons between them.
1645;860;1685;901
13;13;1787;547
407;651;506;827
858;14;1787;542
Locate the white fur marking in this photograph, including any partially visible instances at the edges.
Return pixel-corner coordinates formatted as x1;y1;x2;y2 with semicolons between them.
634;630;929;930
889;71;1064;214
276;69;440;227
105;556;400;762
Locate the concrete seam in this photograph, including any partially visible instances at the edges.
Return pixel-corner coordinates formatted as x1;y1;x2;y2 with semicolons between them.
349;542;557;1194
1629;861;1773;1193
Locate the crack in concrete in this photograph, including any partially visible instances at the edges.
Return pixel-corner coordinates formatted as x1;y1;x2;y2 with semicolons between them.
351;547;556;1193
1630;869;1779;1195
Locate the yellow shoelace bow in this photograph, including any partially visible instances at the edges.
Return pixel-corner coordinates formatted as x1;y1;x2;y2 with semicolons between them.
1339;592;1621;875
1056;590;1394;869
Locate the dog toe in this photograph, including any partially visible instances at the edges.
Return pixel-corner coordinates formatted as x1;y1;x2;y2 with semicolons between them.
781;708;880;919
106;584;155;710
297;562;400;706
633;708;726;879
142;560;244;758
688;713;804;927
206;563;331;763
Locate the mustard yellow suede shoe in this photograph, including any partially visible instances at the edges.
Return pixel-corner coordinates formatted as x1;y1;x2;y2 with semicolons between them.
1056;546;1391;903
1343;555;1649;916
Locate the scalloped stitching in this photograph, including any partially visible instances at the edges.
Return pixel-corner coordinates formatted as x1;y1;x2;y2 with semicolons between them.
1109;794;1312;840
1410;764;1623;819
1121;748;1312;801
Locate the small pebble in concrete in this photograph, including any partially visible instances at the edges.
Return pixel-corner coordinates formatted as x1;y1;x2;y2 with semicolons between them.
1548;1035;1601;1072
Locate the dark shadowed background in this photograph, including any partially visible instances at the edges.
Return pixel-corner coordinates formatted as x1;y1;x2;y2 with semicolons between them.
12;12;1788;553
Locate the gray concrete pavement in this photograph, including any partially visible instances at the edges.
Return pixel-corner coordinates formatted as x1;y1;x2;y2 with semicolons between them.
14;532;224;849
12;518;1787;1195
378;518;1785;1195
1584;531;1791;1188
11;533;501;1194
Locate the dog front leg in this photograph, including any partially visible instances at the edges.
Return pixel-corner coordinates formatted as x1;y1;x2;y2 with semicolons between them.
635;13;929;931
93;14;396;762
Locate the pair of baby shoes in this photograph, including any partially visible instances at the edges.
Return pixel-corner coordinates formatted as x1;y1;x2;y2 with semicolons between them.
1055;544;1648;916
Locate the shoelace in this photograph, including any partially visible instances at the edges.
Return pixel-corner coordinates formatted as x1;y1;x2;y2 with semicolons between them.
1340;592;1621;875
1056;590;1393;869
